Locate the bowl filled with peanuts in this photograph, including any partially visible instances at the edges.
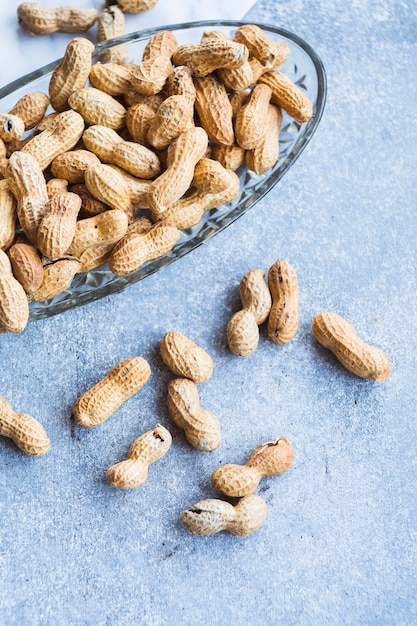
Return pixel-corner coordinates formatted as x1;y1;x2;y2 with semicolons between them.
0;20;326;332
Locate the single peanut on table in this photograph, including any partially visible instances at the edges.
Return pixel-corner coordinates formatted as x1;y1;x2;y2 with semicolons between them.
0;394;50;456
106;423;172;489
74;357;151;427
227;269;272;357
180;494;268;536
167;378;221;452
211;436;294;497
312;312;391;382
267;260;299;345
17;3;98;35
160;330;214;383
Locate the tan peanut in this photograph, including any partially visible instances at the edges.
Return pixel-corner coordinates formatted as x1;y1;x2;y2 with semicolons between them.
153;169;239;230
147;95;194;151
173;40;249;77
69;183;110;218
131;56;172;96
30;257;80;302
246;104;282;175
0;139;6;160
6;151;49;243
46;178;69;199
9;92;50;130
8;242;44;295
50;149;100;184
211;436;294;497
167;378;221;452
194;75;234;146
111;141;161;179
17;3;98;35
234;24;290;68
117;0;159;13
267;260;299;344
97;6;127;64
0;114;25;143
258;70;313;123
227;269;272;357
68;88;126;130
37;191;82;259
0;180;17;250
142;30;178;61
192;158;232;195
89;62;134;97
235;83;272;150
147;127;208;214
212;143;246;172
109;220;180;275
67;209;128;258
160;330;213;383
77;243;115;273
0;248;30;333
49;38;95;112
217;61;254;92
21;110;85;170
106;423;172;489
312;312;391;382
84;163;133;216
74;356;151;427
0;394;50;456
180;494;268;536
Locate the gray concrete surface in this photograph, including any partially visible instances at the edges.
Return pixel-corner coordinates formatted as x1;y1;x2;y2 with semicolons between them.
1;1;417;625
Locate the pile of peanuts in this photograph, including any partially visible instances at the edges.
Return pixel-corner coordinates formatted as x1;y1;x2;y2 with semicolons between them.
0;257;391;537
0;18;313;336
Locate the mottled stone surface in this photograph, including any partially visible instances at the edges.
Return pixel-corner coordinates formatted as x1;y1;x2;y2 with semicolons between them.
1;1;417;625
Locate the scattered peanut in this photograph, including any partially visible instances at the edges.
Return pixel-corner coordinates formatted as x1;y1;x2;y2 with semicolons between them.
267;260;299;345
312;312;391;382
116;0;159;13
211;436;294;497
160;330;214;383
227;269;272;357
180;494;268;536
17;3;98;35
106;423;172;489
0;394;50;456
167;378;221;452
74;357;151;427
97;6;127;65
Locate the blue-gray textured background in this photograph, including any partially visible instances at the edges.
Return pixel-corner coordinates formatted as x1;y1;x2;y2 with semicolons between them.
1;1;416;625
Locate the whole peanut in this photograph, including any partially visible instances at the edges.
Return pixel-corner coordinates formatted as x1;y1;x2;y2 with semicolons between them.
312;312;391;382
194;75;235;146
227;269;272;357
160;330;214;383
67;209;128;258
235;83;272;150
51;150;101;184
106;424;172;489
117;0;159;13
0;248;30;333
173;39;249;77
74;357;151;427
6;151;49;243
17;3;98;35
48;37;95;112
0;394;50;456
147;95;194;151
267;260;299;345
109;221;180;275
180;494;268;536
167;378;221;452
97;6;127;65
246;104;282;175
211;436;294;497
9;92;50;131
258;70;313;123
147;126;208;215
234;24;290;68
8;242;44;295
68;88;126;130
84;163;133;216
36;191;82;259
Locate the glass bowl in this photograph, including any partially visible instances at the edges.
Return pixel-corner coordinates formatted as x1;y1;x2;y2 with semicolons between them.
0;20;326;321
